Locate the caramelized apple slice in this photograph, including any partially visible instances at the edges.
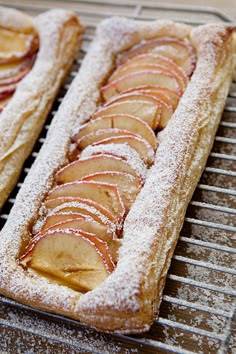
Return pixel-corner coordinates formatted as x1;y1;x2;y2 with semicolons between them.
19;229;114;292
82;171;142;210
101;70;182;101
41;217;120;262
110;53;188;87
104;92;173;130
92;100;161;129
92;134;155;165
45;196;116;225
0;29;38;64
46;181;125;223
76;128;136;150
117;37;196;76
56;155;145;185
73;115;157;150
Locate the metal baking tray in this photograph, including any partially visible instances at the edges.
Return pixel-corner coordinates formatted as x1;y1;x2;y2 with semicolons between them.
0;1;235;353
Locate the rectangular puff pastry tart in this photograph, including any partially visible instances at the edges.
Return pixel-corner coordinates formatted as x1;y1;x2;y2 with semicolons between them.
0;6;84;208
0;16;235;334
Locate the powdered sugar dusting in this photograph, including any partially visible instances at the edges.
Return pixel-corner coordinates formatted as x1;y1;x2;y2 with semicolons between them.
0;8;83;207
80;143;147;180
0;15;234;335
75;20;235;332
48;201;116;232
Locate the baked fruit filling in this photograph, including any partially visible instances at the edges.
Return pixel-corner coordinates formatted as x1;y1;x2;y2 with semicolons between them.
19;35;196;292
0;26;39;112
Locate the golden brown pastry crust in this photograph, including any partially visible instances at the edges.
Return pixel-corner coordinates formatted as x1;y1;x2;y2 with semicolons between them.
0;7;84;208
0;17;234;334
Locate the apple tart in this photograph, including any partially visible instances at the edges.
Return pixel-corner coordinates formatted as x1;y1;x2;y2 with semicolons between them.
0;17;235;334
0;6;84;208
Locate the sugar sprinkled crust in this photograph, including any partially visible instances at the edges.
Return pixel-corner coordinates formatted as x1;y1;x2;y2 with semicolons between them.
0;7;84;208
0;17;235;333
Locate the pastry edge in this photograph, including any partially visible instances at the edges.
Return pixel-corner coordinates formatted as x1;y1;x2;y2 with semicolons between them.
0;17;235;334
0;7;84;208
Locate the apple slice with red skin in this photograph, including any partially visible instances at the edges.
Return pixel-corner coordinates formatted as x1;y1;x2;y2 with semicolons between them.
41;214;116;243
43;208;116;235
45;196;117;226
72;114;157;150
117;37;196;76
41;217;120;263
0;28;38;64
101;70;182;101
76;128;137;150
0;83;16;100
46;181;125;224
42;212;91;230
104;92;173;130
56;154;145;186
110;53;188;88
108;63;186;94
0;55;35;85
19;229;114;292
79;145;146;181
82;171;142;210
0;55;34;79
92;100;161;130
122;85;180;110
91;133;155;165
0;96;11;112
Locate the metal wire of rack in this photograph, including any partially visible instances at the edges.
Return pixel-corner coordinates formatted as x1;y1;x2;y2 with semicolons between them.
0;1;235;353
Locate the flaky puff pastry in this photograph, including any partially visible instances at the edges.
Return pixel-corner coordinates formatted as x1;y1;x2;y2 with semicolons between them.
0;7;84;208
0;17;235;334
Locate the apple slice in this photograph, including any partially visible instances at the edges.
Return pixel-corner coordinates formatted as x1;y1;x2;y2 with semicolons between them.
45;196;117;225
41;215;116;244
82;171;142;210
56;154;146;186
91;134;155;165
117;37;196;76
92;100;161;129
76;128;136;150
19;229;114;291
104;92;173;130
101;70;182;101
0;55;34;79
46;181;125;223
0;55;35;85
79;145;146;181
123;86;179;110
0;96;11;113
42;212;92;230
0;83;16;100
42;211;115;235
41;217;120;262
0;63;31;87
110;53;188;87
72;115;157;150
108;63;186;93
0;28;38;64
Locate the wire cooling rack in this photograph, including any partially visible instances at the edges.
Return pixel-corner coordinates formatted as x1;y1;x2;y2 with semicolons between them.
0;1;235;353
